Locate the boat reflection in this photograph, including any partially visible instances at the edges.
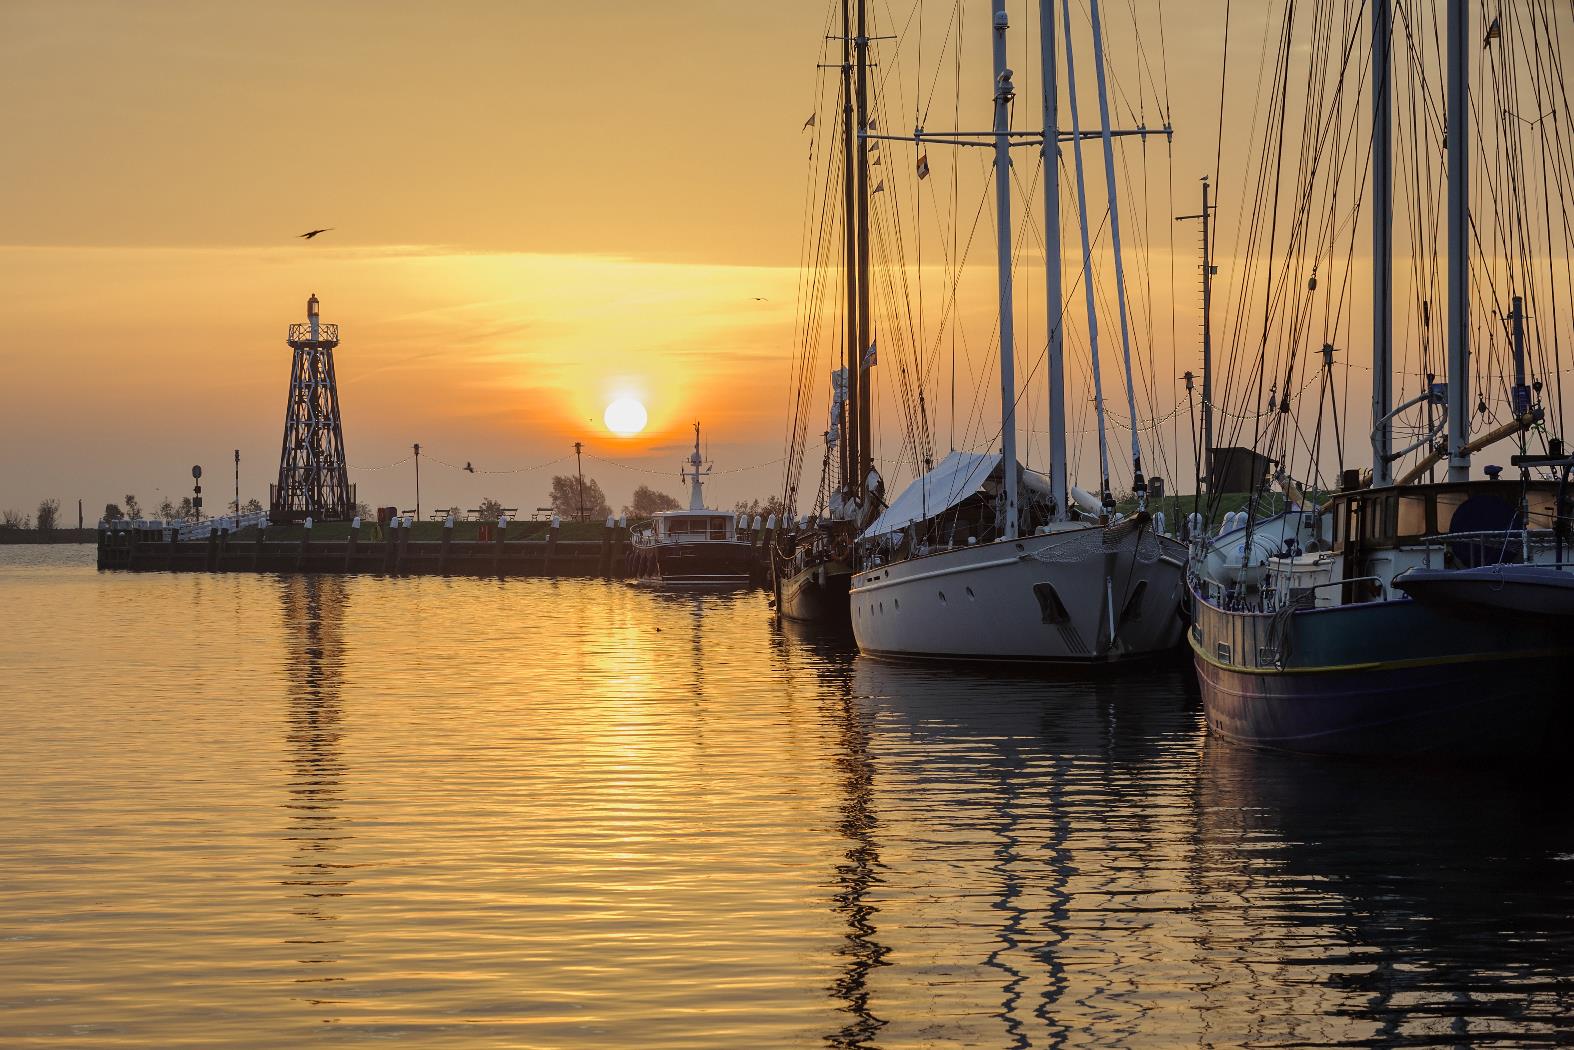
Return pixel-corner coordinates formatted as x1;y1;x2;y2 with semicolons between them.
1195;742;1574;1043
846;658;1199;1046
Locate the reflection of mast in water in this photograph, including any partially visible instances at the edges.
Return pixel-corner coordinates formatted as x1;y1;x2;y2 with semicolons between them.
277;576;352;986
825;691;888;1049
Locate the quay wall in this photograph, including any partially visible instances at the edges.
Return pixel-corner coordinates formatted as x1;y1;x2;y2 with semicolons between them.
96;520;777;580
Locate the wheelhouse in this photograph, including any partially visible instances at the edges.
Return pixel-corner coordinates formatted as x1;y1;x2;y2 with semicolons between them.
653;512;738;542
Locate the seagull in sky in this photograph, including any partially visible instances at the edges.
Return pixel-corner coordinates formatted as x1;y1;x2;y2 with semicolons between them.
464;462;475;473
299;227;334;240
752;297;768;301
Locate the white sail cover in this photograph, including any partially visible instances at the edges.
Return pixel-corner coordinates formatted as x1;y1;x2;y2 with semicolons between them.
859;450;1001;540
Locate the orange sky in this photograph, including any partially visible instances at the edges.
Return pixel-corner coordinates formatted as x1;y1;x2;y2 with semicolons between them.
1;1;1565;520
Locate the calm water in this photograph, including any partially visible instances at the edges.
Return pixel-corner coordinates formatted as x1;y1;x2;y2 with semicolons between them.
3;546;1573;1048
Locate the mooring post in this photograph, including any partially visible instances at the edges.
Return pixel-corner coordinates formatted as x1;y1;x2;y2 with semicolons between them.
205;530;219;571
440;513;454;574
614;514;629;578
298;516;313;572
254;521;265;571
546;514;560;576
166;524;178;571
346;516;360;572
599;515;614;577
396;515;410;574
383;516;398;573
493;514;508;575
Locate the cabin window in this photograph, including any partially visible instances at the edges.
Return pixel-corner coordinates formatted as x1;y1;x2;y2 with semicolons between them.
1396;494;1428;537
1034;583;1070;624
1361;494;1396;542
1525;490;1558;530
1216;642;1232;665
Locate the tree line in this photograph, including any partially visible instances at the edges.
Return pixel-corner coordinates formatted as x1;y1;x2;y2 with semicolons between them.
4;480;787;533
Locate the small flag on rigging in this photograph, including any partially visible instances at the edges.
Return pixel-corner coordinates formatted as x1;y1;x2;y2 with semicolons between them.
872;154;882;167
871;180;885;194
1483;16;1501;46
868;117;877;130
802;113;816;130
916;154;930;179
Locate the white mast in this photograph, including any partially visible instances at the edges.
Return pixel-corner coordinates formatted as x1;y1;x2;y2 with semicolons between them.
1445;0;1470;483
991;0;1020;540
683;422;711;511
1087;0;1145;505
1039;0;1068;522
1060;0;1113;507
1371;0;1394;486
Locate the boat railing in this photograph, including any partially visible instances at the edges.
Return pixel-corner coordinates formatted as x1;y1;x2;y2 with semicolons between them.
1412;527;1555;568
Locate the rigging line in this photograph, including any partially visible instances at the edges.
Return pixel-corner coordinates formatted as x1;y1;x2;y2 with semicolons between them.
347;455;413;471
420;453;568;476
587;450;796;478
783;31;840;507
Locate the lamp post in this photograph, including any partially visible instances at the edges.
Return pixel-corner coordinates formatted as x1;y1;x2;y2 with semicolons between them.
573;441;586;523
413;442;421;520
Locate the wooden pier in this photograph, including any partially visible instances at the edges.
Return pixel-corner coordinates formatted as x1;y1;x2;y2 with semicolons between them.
96;517;776;580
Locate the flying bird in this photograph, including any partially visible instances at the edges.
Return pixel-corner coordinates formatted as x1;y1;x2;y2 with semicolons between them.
752;297;768;301
299;228;334;240
464;462;475;473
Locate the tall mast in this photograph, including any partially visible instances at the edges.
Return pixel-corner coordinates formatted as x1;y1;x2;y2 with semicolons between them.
1445;0;1470;482
855;0;873;502
1371;0;1394;486
1177;179;1215;498
990;0;1020;540
840;0;858;495
1061;0;1113;507
1039;0;1068;522
1087;0;1145;505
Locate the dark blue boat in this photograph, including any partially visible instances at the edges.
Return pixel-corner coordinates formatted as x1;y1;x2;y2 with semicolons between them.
1189;580;1571;756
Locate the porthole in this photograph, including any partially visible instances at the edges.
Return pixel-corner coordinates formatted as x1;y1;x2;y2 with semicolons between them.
965;586;976;601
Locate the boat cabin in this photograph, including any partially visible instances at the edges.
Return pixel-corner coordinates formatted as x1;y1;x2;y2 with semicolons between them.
1330;478;1562;557
651;511;739;543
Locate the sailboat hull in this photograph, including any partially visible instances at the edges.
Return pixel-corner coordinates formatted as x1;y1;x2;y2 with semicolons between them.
851;523;1185;664
776;561;853;624
1189;588;1572;756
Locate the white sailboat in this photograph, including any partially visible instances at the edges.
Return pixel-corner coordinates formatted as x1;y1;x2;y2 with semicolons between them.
848;0;1185;664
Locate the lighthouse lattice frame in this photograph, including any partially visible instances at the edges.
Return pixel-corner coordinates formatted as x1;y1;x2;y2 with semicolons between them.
270;294;355;522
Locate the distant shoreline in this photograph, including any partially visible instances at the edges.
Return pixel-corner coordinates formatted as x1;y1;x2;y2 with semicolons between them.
0;529;96;545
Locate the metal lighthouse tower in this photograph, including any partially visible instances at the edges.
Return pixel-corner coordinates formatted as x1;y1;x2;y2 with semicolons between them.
270;294;355;522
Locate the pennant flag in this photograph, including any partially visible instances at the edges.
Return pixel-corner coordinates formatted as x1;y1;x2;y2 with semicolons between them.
871;180;885;195
869;140;880;152
916;153;930;180
868;117;878;130
862;341;878;370
1483;15;1501;46
872;154;882;167
802;113;816;131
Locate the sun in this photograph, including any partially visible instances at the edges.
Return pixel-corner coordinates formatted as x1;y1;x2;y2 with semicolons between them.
604;396;648;436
